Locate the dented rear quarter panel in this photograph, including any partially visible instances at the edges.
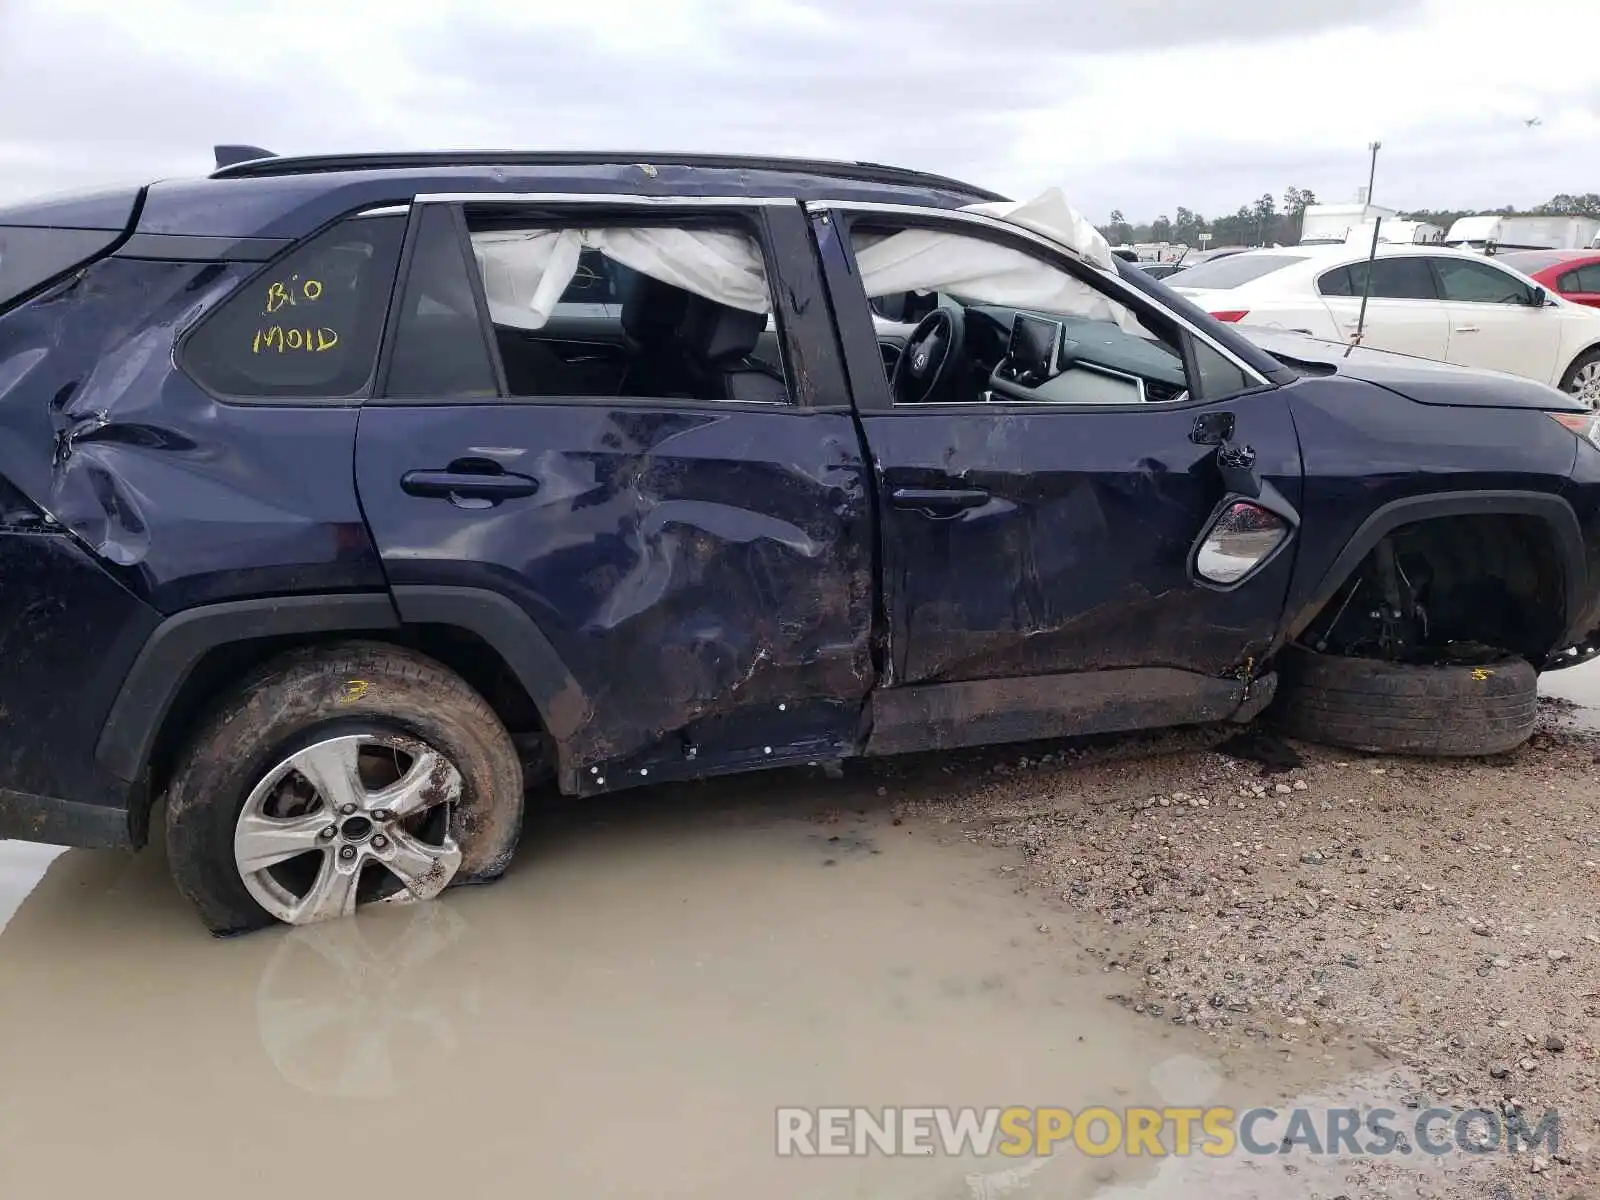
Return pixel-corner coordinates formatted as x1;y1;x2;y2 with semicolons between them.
0;258;386;611
0;529;157;817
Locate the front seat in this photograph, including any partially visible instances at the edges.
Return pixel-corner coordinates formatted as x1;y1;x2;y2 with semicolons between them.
618;273;693;397
677;297;789;403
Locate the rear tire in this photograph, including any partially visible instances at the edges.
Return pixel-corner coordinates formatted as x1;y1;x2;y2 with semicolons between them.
1270;645;1537;757
165;641;524;936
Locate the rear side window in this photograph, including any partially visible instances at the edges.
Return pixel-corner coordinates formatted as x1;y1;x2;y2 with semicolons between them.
183;214;405;401
1168;254;1307;289
1346;258;1437;300
0;226;122;312
1317;265;1353;296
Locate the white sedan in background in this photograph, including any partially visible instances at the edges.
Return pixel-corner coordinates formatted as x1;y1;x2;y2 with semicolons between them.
1170;244;1600;405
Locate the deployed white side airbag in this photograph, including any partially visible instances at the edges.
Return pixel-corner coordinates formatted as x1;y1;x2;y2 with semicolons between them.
473;227;770;329
469;188;1144;336
855;188;1149;337
960;188;1115;271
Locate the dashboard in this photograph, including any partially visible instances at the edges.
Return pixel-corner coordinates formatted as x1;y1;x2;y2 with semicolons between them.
876;304;1190;406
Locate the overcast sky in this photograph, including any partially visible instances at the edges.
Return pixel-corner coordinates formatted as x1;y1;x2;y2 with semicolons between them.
0;0;1595;220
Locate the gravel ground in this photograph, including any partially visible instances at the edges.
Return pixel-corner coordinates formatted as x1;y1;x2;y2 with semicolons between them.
873;701;1600;1199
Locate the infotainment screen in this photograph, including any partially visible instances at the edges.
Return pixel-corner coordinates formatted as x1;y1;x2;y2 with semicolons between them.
1008;313;1064;378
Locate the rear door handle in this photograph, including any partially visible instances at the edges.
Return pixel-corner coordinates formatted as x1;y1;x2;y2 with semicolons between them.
401;467;539;503
891;487;990;517
1456;325;1480;333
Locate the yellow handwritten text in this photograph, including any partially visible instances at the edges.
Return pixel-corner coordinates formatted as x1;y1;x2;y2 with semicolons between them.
263;275;326;315
252;326;340;354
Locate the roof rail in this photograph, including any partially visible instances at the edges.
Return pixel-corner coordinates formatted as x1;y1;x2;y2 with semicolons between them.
207;150;1007;201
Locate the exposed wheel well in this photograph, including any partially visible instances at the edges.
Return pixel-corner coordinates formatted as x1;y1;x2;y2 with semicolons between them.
1294;513;1567;666
133;625;549;846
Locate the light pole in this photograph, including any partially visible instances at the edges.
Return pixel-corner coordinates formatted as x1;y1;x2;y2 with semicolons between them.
1366;140;1382;208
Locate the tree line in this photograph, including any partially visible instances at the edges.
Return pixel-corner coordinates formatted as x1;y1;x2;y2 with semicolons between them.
1100;191;1600;249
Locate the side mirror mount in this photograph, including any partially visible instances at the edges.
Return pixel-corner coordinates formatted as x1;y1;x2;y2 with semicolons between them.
1529;286;1549;307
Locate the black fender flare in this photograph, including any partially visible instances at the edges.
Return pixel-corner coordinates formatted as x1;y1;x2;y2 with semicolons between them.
1278;490;1587;648
97;586;592;790
388;585;593;780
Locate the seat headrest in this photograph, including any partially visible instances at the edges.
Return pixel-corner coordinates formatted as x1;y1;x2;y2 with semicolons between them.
679;296;765;364
621;274;691;347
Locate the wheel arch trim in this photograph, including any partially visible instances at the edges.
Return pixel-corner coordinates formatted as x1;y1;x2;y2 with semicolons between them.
1279;489;1586;648
97;593;402;785
97;586;592;791
387;585;592;784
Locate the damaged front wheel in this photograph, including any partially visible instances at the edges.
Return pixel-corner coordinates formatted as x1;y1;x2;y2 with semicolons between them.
166;642;525;935
1270;645;1538;758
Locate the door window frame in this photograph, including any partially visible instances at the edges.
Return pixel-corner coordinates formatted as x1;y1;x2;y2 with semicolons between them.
806;200;1273;416
370;193;832;411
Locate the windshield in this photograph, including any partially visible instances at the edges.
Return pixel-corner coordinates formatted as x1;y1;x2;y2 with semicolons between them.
1172;254;1309;290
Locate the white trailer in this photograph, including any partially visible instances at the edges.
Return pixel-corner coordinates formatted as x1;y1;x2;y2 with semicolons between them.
1299;202;1398;245
1445;214;1600;251
1344;218;1445;246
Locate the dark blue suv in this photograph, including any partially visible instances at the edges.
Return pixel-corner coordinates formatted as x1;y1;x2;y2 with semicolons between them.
2;149;1597;934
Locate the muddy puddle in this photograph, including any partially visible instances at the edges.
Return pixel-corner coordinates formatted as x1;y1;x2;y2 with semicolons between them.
0;767;1395;1198
1539;657;1600;729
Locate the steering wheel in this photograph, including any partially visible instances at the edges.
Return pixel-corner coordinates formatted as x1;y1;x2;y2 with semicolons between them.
891;306;966;404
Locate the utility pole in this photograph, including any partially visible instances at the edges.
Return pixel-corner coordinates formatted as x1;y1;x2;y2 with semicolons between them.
1366;141;1382;208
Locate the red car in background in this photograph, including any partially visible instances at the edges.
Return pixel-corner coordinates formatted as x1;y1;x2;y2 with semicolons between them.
1498;249;1600;309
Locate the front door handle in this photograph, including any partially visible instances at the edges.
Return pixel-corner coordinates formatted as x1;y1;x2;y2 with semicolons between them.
1455;325;1480;333
401;465;539;504
891;487;990;517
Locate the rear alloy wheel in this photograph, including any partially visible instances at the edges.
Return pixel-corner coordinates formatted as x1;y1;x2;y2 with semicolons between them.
1270;645;1538;757
234;733;465;925
1560;348;1600;409
167;642;524;935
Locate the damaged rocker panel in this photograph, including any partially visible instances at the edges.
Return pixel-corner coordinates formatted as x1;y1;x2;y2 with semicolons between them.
863;667;1277;757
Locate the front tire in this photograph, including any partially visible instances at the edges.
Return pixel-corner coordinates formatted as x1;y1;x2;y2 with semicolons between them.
1560;347;1600;409
1270;645;1537;757
165;642;524;935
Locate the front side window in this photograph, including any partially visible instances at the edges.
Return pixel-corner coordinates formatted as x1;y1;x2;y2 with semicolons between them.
184;214;405;400
1563;264;1600;294
1432;257;1535;305
846;222;1242;407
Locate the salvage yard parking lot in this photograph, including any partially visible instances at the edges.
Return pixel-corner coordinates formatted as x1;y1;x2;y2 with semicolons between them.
2;668;1598;1199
